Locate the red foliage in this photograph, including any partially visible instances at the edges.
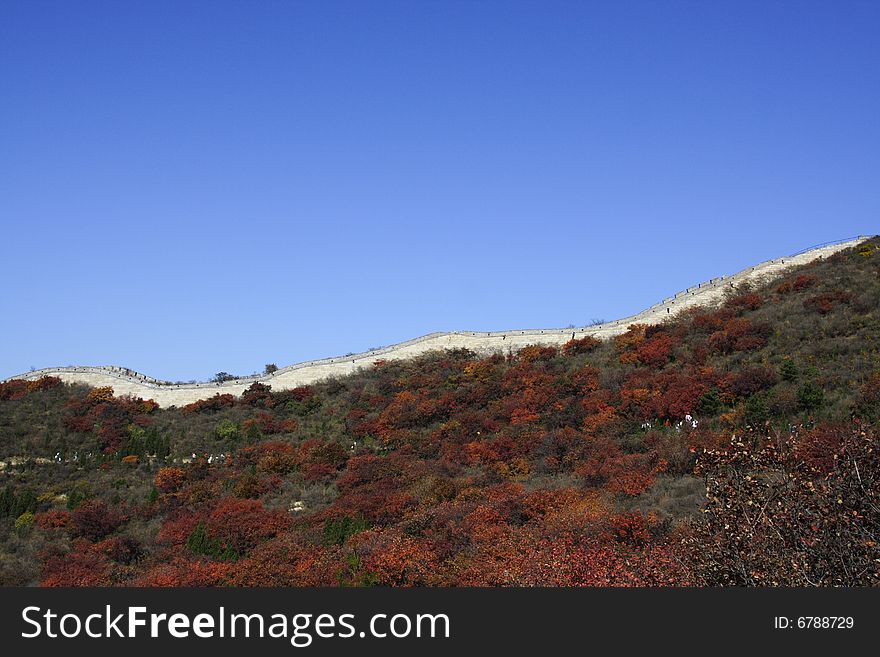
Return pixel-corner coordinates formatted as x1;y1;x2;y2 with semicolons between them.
517;345;559;362
243;411;297;435
240;382;275;408
204;498;291;554
181;393;236;413
0;379;29;401
458;530;686;586
706;317;768;353
724;366;778;399
73;499;126;541
273;385;315;405
225;535;340;586
691;308;734;333
621;369;714;420
803;290;853;315
61;389;158;452
794;423;852;475
636;333;675;368
157;512;202;546
35;509;73;530
135;559;232;587
376;390;439;432
348;529;437;586
794;274;818;290
41;542;111;587
603;452;666;496
1;375;63;400
155;467;186;493
777;273;818;294
238;441;298;474
96;536;142;564
569;366;601;393
604;512;655;546
563;335;601;355
726;293;763;312
297;439;349;483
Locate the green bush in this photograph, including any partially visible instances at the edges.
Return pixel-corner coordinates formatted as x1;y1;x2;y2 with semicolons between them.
0;486;37;518
214;419;240;442
66;483;91;510
323;515;369;546
697;388;722;416
744;394;769;426
14;511;35;536
186;522;238;561
798;381;825;412
779;360;799;382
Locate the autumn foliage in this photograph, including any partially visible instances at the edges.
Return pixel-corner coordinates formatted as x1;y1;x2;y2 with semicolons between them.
1;239;879;587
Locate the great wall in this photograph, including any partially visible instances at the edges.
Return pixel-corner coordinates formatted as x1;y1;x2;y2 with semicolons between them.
2;237;870;407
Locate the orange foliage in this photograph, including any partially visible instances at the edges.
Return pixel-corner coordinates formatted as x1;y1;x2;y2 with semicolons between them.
517;345;559;362
134;559;232;587
635;333;674;368
88;387;115;402
614;324;647;352
349;529;437;586
563;335;601;355
181;393;236;413
35;509;72;530
155;467;186;493
1;376;63;400
205;497;291;554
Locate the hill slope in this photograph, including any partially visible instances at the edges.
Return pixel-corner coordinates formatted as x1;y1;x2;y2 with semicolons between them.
0;236;878;586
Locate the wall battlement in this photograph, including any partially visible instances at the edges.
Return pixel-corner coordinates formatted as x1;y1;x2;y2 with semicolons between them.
3;237;868;407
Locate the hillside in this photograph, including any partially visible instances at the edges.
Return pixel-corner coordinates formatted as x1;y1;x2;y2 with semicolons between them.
0;237;878;586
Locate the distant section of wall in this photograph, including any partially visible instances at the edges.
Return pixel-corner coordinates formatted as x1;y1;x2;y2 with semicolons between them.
3;237;868;407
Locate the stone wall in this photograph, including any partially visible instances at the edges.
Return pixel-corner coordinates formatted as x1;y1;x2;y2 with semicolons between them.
3;237;868;407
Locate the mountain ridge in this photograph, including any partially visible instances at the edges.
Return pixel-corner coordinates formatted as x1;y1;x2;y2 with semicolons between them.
3;236;868;407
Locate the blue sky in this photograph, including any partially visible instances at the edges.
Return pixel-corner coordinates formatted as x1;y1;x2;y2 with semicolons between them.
1;0;877;382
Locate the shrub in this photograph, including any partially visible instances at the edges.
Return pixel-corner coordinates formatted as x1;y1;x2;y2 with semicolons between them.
779;359;798;382
517;345;559;362
855;373;880;422
66;485;90;510
241;382;274;408
798;381;825;412
563;336;601;355
155;468;185;493
803;290;852;315
14;511;35;536
187;522;238;561
794;274;818;290
214;419;240;442
697;388;722;416
683;427;880;586
182;393;236;413
636;334;674;369
726;293;763;312
323;515;370;546
73;500;124;541
726;366;778;399
744;394;769;426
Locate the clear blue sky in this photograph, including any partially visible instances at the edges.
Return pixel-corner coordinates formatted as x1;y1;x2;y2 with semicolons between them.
1;0;877;382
